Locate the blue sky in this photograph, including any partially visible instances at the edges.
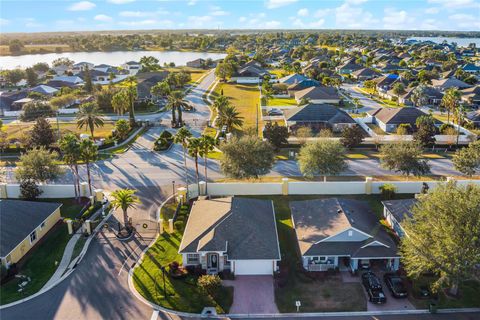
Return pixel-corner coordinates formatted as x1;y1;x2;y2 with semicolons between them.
1;0;479;33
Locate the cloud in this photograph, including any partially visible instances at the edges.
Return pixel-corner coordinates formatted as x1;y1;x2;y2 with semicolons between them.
346;0;368;4
24;18;43;28
309;19;325;28
449;13;480;29
0;18;9;26
266;0;298;9
95;14;113;22
68;1;96;11
119;19;173;27
297;8;309;17
314;8;332;18
187;0;196;5
107;0;135;3
428;0;477;8
263;20;281;28
289;16;324;29
119;9;169;17
335;2;379;28
187;15;215;27
383;8;414;29
239;16;247;23
421;18;440;29
211;7;229;16
425;7;440;14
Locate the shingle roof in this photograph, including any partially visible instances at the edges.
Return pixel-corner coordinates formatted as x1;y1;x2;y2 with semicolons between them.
295;86;339;101
368;107;435;125
179;197;280;260
431;78;471;90
0;200;62;257
278;73;308;85
284;103;355;124
352;68;381;78
30;85;59;95
290;198;398;258
381;199;417;223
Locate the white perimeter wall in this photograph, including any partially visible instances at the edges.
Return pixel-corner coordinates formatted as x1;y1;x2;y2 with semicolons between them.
1;183;90;199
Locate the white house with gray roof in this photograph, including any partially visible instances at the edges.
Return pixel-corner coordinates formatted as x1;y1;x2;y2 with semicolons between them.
179;197;281;275
382;198;417;238
290;198;400;273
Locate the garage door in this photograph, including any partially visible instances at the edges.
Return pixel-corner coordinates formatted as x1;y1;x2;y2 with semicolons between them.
234;260;273;275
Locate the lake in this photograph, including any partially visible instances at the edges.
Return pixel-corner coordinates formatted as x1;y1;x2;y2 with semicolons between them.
407;37;479;47
0;51;226;70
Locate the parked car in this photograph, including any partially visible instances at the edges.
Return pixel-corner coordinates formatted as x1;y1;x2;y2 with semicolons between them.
366;288;387;304
384;273;408;298
362;271;382;290
267;108;283;116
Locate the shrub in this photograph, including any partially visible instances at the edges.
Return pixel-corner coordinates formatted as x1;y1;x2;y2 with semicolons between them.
396;123;412;135
81;202;102;220
174;220;184;232
19;179;43;200
379;183;397;200
169;261;180;273
440;123;455;134
159;130;173;140
198;274;222;296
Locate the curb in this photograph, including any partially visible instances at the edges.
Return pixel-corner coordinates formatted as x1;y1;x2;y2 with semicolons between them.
0;210;114;310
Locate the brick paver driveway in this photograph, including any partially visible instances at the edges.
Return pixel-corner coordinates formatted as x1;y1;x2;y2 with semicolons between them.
225;275;278;314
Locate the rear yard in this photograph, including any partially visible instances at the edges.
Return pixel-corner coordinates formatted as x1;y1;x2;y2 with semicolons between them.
267;98;298;107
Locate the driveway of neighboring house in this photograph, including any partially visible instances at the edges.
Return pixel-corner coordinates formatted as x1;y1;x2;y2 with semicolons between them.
224;275;279;314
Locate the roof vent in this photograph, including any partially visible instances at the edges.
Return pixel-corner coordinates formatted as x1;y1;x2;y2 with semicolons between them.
337;209;342;214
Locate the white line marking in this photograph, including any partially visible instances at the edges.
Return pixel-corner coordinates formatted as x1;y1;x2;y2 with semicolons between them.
150;310;159;320
117;240;144;276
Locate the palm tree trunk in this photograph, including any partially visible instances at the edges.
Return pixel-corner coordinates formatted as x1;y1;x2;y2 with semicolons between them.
178;106;183;126
129;93;136;127
183;146;189;200
71;165;79;199
90;124;95;140
171;107;176;126
204;155;208;194
194;156;200;195
447;109;450;123
86;161;93;197
123;209;129;230
74;164;80;200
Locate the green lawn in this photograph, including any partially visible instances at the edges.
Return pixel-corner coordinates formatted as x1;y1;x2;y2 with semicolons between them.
367;123;388;135
267;98;298;107
133;205;233;313
0;224;71;305
39;198;89;219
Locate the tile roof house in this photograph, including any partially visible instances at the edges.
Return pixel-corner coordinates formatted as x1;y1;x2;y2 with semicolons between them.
399;86;443;106
0;90;28;113
367;107;441;133
135;71;170;101
382;199;417;238
179;197;281;275
0;200;62;266
284;103;356;133
231;65;270;84
335;58;363;74
352;68;381;81
462;63;480;74
278;73;308;85
461;85;480;106
290;198;400;272
287;79;320;96
186;58;206;69
431;77;471;91
30;85;59;96
294;86;340;104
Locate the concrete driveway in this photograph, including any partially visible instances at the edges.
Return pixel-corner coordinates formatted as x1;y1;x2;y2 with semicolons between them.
224;275;278;314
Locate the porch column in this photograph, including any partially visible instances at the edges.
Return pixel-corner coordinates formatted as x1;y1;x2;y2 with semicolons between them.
393;258;400;271
333;256;339;267
365;177;373;195
350;258;358;271
282;178;289;195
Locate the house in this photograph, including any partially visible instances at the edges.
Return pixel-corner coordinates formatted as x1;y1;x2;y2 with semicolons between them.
0;90;28;114
30;85;59;96
0;200;62;267
179;197;281;275
186;58;206;69
431;77;471;91
399;86;443;106
284;103;356;133
136;71;169;101
93;64;114;73
11;98;33;110
287;79;320;96
51;76;84;86
278;73;308;86
290;198;400;272
461;85;480;106
352;68;381;81
367;107;441;133
466;110;480;128
375;74;405;93
122;61;141;75
462;63;480;74
382;199;417;238
231;65;270;84
294;86;340;104
72;62;94;74
335;58;363;74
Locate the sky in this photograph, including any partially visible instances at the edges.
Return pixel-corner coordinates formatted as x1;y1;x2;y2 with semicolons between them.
0;0;479;33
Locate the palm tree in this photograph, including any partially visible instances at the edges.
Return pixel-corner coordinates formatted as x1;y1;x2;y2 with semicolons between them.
441;88;461;123
198;135;215;194
174;127;192;198
212;95;229;113
187;137;201;192
352;97;360;111
167;90;189;127
411;85;428;107
124;76;138;127
454;104;466;147
217;105;244;133
79;138;98;196
59;133;81;200
110;188;140;231
76;102;104;140
112;89;130;116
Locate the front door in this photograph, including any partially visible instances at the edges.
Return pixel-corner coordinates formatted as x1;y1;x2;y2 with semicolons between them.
208;253;219;270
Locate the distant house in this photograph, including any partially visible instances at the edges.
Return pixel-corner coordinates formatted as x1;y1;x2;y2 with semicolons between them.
399;86;443;106
122;61;141;75
186;58;205;69
30;85;59;96
0;90;28;114
291;198;400;272
51;76;84;86
431;77;471;92
382;199;417;238
335;58;363;74
284;103;356;133
231;65;270;84
72;62;94;74
462;63;480;74
0;200;62;267
352;68;381;81
278;73;308;86
294;86;340;104
179;197;281;275
461;85;480;106
135;71;170;101
287;79;320;96
374;74;405;93
11;98;34;111
93;64;114;73
367;107;441;133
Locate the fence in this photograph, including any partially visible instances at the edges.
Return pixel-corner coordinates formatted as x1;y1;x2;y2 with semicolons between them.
0;182;101;199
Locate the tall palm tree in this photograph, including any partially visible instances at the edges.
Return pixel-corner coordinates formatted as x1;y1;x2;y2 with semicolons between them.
174;127;192;199
212;95;229;113
441;88;461;123
167;90;190;127
454;104;466;147
111;89;130;116
110;188;140;231
79;138;98;196
187;137;202;193
411;85;428;107
198;135;215;194
76;102;104;140
59;133;81;200
217;105;244;133
124;76;138;127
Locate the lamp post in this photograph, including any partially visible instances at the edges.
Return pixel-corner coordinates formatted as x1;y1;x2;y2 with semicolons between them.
172;180;176;203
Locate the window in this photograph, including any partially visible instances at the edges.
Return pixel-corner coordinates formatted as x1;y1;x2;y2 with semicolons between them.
348;230;353;237
29;231;37;243
319;256;327;261
40;222;46;230
186;254;199;264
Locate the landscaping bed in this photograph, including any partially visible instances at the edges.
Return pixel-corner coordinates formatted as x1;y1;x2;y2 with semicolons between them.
132;225;233;313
